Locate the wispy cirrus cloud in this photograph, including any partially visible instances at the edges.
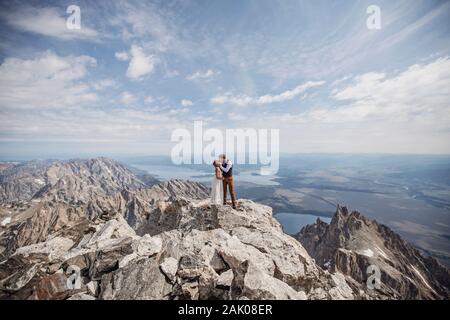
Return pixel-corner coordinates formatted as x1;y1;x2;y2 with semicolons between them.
180;99;193;107
211;81;325;106
92;79;117;91
1;6;99;41
0;0;449;156
110;1;176;51
186;69;219;81
119;91;136;105
310;57;450;124
114;51;129;61
228;57;450;153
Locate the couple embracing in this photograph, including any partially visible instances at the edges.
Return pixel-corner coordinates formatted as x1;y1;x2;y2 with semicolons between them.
210;154;237;209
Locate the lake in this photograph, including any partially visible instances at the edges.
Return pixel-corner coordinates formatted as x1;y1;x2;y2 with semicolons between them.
274;212;332;235
131;163;279;185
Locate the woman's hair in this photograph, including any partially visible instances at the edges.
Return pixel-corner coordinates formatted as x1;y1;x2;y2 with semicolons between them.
213;160;220;167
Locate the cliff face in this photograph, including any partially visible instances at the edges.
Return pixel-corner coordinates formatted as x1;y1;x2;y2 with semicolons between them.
0;158;448;300
295;206;450;299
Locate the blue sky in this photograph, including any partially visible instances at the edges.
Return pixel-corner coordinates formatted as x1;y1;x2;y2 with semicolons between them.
0;0;449;158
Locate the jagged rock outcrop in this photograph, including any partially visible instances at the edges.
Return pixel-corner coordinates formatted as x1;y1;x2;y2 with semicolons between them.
0;179;209;261
295;205;450;299
0;197;353;300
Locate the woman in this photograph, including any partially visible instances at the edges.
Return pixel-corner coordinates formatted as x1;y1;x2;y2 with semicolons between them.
210;160;224;205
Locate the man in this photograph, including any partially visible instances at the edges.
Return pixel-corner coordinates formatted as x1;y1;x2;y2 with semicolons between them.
219;154;237;209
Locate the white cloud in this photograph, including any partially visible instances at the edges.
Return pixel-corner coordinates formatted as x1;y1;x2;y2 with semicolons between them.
311;57;450;124
144;96;155;104
115;51;129;61
0;51;97;109
227;112;247;121
119;91;136;105
210;81;325;106
257;81;325;104
229;57;450;153
164;69;179;78
92;79;117;90
180;99;193;107
218;1;450;81
210;93;253;107
111;1;180;53
2;6;99;41
126;45;158;80
0;105;189;155
186;69;218;81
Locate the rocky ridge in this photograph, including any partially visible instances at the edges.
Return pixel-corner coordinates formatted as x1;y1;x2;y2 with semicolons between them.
0;197;354;300
0;157;449;300
0;157;157;204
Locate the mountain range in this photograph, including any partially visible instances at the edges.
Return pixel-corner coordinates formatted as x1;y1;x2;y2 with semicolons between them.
0;157;448;300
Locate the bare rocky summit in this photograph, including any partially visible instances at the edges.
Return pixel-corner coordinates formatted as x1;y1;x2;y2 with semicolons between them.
0;198;353;300
0;157;448;300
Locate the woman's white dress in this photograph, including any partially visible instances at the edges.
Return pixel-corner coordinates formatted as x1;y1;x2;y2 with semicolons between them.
210;173;223;205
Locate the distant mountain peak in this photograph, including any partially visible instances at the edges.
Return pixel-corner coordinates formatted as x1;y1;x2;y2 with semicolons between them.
0;157;156;204
296;206;450;299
